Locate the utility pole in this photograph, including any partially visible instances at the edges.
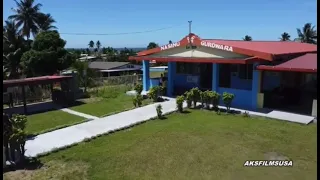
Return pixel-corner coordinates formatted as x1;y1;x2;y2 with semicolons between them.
188;21;192;34
187;21;196;49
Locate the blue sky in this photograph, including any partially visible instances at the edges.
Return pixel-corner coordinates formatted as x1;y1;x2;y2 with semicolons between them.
4;0;317;48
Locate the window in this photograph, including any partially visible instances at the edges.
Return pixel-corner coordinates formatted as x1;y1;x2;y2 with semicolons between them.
238;64;253;80
176;62;200;74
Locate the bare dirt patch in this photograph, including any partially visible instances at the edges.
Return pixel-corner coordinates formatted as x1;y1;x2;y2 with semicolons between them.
264;152;289;160
3;161;89;180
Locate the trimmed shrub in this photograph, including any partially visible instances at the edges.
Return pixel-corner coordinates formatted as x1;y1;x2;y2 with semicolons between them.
176;95;185;113
211;91;221;110
148;86;160;102
222;92;235;112
156;104;163;119
190;87;201;108
134;84;143;95
184;91;193;108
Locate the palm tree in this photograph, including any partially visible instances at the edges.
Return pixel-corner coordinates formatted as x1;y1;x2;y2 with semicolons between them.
3;20;28;79
8;0;43;40
243;35;252;41
36;13;57;32
147;42;158;49
296;23;317;44
279;32;291;41
88;40;94;54
96;40;101;53
71;61;97;92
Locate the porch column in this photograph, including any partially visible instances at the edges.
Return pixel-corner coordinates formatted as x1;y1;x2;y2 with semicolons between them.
167;62;176;97
251;62;261;110
212;63;219;92
142;60;150;91
21;85;27;114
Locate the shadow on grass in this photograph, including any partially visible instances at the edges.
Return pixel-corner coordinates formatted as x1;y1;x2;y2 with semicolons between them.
159;116;168;120
181;110;191;114
3;157;44;173
218;108;241;115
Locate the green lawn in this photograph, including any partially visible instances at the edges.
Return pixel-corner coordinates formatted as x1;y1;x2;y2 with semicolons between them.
150;71;167;78
26;110;86;135
8;110;316;180
69;94;153;117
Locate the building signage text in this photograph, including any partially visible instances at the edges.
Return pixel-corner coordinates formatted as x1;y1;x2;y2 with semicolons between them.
200;41;233;52
160;42;180;51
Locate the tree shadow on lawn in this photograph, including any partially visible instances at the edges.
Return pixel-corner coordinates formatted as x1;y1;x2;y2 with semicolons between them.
3;157;44;173
188;105;241;115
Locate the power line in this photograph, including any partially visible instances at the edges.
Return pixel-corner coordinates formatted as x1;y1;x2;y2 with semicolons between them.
60;24;185;36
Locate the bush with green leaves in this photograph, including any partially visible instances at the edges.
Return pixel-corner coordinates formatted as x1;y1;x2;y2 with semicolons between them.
3;114;27;164
190;87;201;108
148;86;160;102
133;94;143;107
184;91;193;108
211;91;221;110
156;104;163;119
134;84;143;95
222;92;235;112
176;95;185;113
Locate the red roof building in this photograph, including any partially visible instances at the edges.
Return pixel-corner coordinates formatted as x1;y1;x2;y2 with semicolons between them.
132;33;317;115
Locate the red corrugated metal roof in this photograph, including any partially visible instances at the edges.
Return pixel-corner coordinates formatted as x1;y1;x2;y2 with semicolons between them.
133;34;317;61
204;39;317;55
3;75;72;87
257;53;317;73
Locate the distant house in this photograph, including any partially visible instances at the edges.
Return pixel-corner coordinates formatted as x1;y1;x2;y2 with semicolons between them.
77;56;99;62
88;61;142;77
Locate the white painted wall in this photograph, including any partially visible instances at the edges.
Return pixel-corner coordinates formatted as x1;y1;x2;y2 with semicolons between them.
150;46;249;59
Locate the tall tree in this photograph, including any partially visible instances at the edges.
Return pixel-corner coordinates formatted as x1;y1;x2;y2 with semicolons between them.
88;40;94;53
96;40;101;52
169;40;173;44
8;0;43;40
279;32;291;41
3;20;29;79
147;42;158;49
242;35;252;41
296;23;317;44
36;13;57;32
20;31;75;77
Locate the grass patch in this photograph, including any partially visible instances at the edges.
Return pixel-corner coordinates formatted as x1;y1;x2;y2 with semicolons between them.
70;94;153;117
18;110;317;180
26;110;87;135
70;84;153;117
150;71;167;78
3;160;89;180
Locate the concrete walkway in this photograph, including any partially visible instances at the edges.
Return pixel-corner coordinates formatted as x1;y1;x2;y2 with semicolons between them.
60;108;99;120
25;98;183;157
25;95;314;157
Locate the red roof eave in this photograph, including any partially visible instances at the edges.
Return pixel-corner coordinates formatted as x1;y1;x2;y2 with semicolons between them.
3;75;72;88
128;56;261;64
256;53;317;73
137;33;317;61
257;65;317;73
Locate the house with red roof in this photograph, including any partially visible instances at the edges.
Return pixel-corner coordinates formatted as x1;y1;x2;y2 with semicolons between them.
129;33;317;115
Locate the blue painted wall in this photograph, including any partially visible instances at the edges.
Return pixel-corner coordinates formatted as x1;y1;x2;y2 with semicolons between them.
150;78;160;88
218;88;253;109
142;60;150;91
230;75;252;90
262;72;281;91
174;74;200;89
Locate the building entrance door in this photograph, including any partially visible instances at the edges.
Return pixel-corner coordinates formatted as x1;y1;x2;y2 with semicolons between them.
199;63;212;90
